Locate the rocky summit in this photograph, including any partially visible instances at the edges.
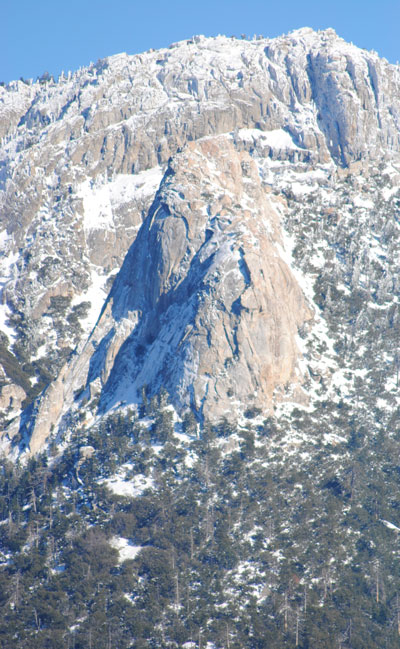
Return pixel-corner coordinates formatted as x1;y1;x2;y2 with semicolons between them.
0;27;400;454
1;27;400;649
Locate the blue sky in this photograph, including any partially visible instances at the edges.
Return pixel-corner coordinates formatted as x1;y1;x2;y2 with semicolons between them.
2;0;399;83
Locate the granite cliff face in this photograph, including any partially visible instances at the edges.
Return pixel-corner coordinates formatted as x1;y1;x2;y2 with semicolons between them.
22;134;315;453
105;137;312;420
1;28;400;453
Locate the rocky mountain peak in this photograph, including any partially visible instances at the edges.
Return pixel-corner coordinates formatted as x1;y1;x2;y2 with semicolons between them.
0;29;400;454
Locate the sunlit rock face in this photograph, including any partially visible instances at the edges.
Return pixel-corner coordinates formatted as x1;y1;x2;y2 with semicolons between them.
95;136;313;421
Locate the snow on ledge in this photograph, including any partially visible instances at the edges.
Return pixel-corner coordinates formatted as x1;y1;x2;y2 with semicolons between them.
238;128;301;150
78;166;163;233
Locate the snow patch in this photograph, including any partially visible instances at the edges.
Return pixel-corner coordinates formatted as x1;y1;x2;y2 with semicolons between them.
70;266;114;336
110;536;142;562
382;185;400;201
103;473;154;498
78;167;163;232
380;519;400;532
353;195;374;209
238;128;301;150
0;302;16;342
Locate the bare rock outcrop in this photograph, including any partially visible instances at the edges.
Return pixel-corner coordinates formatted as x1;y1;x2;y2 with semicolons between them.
100;136;313;419
18;135;313;452
0;384;26;413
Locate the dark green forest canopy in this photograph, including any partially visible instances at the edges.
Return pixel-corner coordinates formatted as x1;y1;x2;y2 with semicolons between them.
0;393;399;649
